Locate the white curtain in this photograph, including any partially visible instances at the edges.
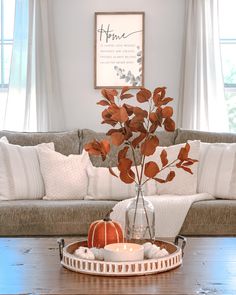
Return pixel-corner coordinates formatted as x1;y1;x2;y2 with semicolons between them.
177;0;229;132
33;0;65;131
4;0;33;131
4;0;65;132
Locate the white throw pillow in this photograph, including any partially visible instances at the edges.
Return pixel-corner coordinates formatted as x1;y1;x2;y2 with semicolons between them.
0;141;54;201
38;148;89;200
146;141;200;195
85;165;156;201
85;141;200;200
197;142;236;199
0;136;9;143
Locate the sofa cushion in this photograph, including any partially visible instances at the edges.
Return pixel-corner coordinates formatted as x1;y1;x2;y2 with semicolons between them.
175;128;236;144
0;199;234;236
198;142;236;199
0;130;80;156
38;148;90;200
85;165;156;200
180;199;236;235
0;200;117;236
0;142;54;201
80;128;177;167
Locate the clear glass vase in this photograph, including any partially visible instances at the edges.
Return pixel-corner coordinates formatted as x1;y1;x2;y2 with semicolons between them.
125;184;155;244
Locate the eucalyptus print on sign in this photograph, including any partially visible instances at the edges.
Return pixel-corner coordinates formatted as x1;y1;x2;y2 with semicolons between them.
114;47;142;86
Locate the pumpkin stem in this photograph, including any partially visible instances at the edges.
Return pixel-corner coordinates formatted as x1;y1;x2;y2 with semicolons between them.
103;209;113;221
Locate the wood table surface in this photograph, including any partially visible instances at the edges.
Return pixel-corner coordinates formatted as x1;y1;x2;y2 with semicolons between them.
0;237;235;295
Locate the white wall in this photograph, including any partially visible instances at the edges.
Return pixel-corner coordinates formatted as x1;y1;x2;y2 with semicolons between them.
52;0;186;131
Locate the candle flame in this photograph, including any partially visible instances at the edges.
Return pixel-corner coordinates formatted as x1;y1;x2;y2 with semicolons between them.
129;247;133;252
124;244;127;250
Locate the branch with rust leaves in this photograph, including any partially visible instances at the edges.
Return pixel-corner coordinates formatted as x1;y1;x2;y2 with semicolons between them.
84;87;198;187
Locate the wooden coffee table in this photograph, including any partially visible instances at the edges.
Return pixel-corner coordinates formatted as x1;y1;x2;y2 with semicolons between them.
0;237;235;294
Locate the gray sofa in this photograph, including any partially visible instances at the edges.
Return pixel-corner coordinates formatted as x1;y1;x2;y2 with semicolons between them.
0;128;235;236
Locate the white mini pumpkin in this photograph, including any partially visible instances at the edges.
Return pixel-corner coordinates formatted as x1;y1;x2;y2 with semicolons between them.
74;247;95;260
143;242;169;259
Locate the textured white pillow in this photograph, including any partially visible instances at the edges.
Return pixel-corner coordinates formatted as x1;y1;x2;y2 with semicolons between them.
0;136;9;143
85;165;156;201
197;142;236;199
38;148;89;200
0;141;54;201
146;141;200;195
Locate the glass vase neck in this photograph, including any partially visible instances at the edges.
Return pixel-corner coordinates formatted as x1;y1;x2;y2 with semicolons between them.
135;184;144;194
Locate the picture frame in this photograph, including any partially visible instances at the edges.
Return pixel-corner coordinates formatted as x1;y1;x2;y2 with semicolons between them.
94;12;145;89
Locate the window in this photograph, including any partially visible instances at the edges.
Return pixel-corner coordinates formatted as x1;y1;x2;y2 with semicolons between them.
219;0;236;132
0;0;15;126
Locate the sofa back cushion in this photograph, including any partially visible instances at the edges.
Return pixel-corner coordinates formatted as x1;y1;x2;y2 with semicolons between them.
38;148;89;200
0;130;80;155
175;128;236;144
198;142;236;199
80;129;177;167
0;141;54;201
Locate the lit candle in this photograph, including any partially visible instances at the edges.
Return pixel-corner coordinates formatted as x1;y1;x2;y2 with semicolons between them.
104;243;144;262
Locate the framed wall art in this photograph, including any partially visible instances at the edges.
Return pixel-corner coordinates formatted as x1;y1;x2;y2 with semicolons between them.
95;12;144;88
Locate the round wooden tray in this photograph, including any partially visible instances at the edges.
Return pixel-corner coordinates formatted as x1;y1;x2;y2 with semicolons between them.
57;236;186;277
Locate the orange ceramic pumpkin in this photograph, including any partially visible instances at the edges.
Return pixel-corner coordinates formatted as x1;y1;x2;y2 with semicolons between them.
88;210;124;248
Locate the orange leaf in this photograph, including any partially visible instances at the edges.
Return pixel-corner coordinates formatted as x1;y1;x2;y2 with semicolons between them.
153;177;166;183
123;126;133;140
84;141;102;156
183;160;197;166
149;122;158;133
101;89;118;102
185;143;190;153
149;112;158;123
161;97;173;105
160;149;168;167
123;104;134;116
120;169;135;184
178;144;190;161
132;132;146;148
136;88;152;103
144;161;160;178
120;93;134;100
97;100;110;106
153;87;166;99
111;132;125;146
180;166;193;174
118;146;129;161
129;119;146;133
166;171;175;182
100;140;111;160
109;167;118;178
133;107;148;118
106;128;122;136
121;86;130;95
162;106;173;118
164;117;175;132
141;136;159;156
101;109;117;126
117;158;132;172
111;107;129;123
84;139;110;161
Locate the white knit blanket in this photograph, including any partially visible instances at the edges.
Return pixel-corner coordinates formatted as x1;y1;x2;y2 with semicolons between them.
111;193;214;238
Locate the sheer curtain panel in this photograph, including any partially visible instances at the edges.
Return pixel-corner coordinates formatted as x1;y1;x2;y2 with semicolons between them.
178;0;229;132
4;0;65;132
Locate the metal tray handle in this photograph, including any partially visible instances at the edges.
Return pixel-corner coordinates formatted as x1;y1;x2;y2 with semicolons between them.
174;235;187;257
57;238;65;261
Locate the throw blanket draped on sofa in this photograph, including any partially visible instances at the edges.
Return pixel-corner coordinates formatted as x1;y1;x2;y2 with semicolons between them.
111;193;214;238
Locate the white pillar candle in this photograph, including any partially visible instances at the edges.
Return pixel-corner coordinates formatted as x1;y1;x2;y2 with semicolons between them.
104;243;144;262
